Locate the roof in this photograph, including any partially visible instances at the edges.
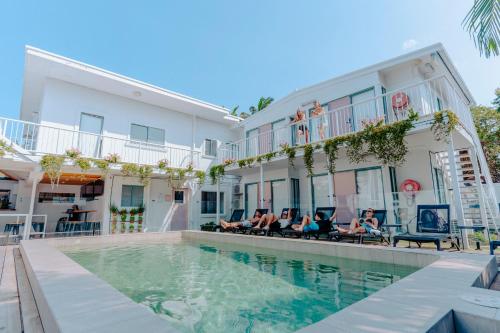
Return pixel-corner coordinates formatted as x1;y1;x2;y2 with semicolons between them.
20;46;242;124
237;43;475;126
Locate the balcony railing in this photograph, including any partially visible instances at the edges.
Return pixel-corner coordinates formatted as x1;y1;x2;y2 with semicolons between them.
219;76;475;163
0;118;200;169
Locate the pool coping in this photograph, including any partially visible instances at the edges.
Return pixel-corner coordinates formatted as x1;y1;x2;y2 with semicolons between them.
20;231;500;333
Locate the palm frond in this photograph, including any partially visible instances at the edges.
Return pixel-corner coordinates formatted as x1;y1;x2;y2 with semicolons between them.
463;0;500;58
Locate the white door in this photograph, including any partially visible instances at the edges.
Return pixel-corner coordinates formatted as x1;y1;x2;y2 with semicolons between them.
312;175;331;212
245;183;258;219
271;180;288;213
147;180;172;231
79;113;103;157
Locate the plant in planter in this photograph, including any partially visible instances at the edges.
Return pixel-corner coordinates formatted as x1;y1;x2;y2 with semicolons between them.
121;163;139;177
223;159;235;167
109;203;119;233
138;165;153;186
323;137;345;174
157;159;169;170
40;154;65;187
137;203;145;232
195;170;206;185
209;165;225;184
119;208;128;233
280;143;296;167
74;157;92;172
94;159;110;176
104;153;121;164
431;110;459;142
263;151;277;162
129;208;138;232
0;140;14;157
65;148;81;159
303;144;315;176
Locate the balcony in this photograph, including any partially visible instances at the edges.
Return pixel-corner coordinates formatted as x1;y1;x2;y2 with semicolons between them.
219;76;476;164
0;118;200;169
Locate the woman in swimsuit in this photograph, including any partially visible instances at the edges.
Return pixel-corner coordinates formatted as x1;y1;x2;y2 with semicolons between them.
252;212;279;230
291;108;308;144
311;101;327;140
337;208;380;234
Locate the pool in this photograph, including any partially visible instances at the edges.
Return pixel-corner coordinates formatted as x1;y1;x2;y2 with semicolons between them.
63;240;417;333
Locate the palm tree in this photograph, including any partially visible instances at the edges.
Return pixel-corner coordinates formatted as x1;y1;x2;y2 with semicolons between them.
463;0;500;58
230;105;239;116
249;96;274;114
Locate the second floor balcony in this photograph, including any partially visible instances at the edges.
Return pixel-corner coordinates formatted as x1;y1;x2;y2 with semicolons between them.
0;118;200;169
218;75;475;164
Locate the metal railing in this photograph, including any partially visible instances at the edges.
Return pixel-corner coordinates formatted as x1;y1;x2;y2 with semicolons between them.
219;76;476;163
0;118;200;169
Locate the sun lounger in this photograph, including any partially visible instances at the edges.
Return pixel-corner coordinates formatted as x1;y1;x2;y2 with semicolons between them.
392;204;460;251
237;209;268;234
265;208;300;236
203;209;244;232
282;207;336;239
329;209;388;244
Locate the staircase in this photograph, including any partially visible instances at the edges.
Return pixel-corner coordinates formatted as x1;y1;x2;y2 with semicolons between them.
438;148;499;234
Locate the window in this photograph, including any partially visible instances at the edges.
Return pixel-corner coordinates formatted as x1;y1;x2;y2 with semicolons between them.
121;185;144;207
38;192;75;203
130;124;165;145
201;191;224;214
204;139;218;157
174;190;184;204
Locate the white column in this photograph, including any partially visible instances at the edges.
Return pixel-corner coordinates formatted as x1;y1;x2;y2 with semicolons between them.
259;164;265;208
23;171;43;240
470;147;489;236
447;136;468;248
327;171;334;207
308;177;314;217
101;174;113;235
191;115;196;166
216;179;221;223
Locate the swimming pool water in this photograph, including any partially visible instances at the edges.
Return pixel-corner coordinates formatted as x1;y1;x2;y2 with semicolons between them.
64;241;417;333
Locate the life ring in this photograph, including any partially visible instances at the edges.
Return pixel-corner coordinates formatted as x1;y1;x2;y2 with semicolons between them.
400;179;421;196
392;92;409;110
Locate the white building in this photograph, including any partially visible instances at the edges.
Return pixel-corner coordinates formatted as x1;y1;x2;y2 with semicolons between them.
0;43;498;239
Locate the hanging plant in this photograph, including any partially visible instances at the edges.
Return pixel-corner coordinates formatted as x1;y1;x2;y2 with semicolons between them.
105;153;121;164
280;143;296;167
185;163;194;173
0;140;14;157
138;165;153;186
344;133;367;164
223;159;236;167
74;157;92;172
195;170;206;184
237;157;255;168
165;167;187;188
65;148;81;159
94;159;110;176
209;165;225;184
431;110;459;142
121;163;139;177
303;144;315;176
40;155;65;187
157;159;169;170
323;137;345;174
263;151;277;162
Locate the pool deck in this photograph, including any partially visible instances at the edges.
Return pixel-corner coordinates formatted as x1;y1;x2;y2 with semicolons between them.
8;231;500;333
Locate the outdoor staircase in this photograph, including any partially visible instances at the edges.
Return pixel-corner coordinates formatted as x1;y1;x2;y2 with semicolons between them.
438;148;499;234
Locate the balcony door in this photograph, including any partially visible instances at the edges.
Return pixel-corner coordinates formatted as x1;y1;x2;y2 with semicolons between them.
333;171;357;223
79;113;103;158
351;89;377;131
328;97;352;137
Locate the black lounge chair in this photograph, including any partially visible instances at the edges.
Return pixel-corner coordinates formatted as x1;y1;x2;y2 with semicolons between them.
282;207;336;239
393;204;460;251
207;209;245;232
329;209;388;244
237;208;268;234
265;208;300;236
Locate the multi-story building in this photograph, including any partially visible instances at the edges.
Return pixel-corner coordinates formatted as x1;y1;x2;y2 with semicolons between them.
0;43;498;240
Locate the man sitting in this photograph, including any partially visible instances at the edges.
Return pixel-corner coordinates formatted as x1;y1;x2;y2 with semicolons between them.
220;211;263;230
337;208;381;235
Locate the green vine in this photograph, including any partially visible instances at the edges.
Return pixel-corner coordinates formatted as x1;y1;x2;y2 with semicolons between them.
303;144;315;176
280;143;296;167
323;137;345;174
157;159;169;170
209;165;225;184
263;151;277;162
120;163;139;177
0;140;14;157
431;110;459;142
74;157;92;172
93;159;110;175
195;170;206;184
138;165;153;186
65;148;81;159
40;155;65;187
344;133;367;164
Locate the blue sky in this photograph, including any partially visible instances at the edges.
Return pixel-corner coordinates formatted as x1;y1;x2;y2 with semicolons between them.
0;0;499;119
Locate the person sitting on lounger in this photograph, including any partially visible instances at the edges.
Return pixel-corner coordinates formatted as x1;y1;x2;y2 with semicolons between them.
252;212;279;230
220;211;263;230
292;211;324;232
337;208;381;235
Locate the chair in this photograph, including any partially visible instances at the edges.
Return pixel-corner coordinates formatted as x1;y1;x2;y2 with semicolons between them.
282;207;336;239
266;208;300;236
329;209;388;244
210;209;244;232
393;204;460;251
238;209;268;234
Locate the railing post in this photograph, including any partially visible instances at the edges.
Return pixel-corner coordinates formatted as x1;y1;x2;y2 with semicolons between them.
137;142;141;164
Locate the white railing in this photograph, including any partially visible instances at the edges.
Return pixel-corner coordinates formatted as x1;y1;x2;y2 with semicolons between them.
0;118;200;169
219;76;476;163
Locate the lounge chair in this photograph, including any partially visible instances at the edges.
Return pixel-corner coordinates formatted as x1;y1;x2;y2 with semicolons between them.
205;209;244;232
329;209;388;244
265;208;300;236
392;204;460;251
282;207;336;239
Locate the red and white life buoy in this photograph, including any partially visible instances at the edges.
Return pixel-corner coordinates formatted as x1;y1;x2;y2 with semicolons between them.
392;92;409;110
400;179;421;197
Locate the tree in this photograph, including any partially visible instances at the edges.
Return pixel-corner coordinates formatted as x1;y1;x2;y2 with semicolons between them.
249;96;274;114
230;105;239;116
493;88;500;111
463;0;500;58
471;104;500;182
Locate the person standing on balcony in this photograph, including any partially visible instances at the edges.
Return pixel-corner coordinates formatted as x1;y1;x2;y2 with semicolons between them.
291;108;308;144
311;101;327;141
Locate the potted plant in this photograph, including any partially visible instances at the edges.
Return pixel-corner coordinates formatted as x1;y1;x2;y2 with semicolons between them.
119;208;128;233
129;208;138;233
110;203;119;234
137;203;145;232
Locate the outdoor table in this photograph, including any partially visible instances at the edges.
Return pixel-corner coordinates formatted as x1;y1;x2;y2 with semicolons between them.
457;225;489;250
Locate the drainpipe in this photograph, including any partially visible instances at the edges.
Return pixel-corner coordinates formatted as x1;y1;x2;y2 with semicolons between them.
191;115;196;167
101;174;113;235
259;164;265;208
23;171;43;240
216;179;220;223
328;171;334;207
447;135;468;248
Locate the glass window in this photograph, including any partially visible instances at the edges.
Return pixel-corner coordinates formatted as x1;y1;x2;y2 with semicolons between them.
204;139;217;157
201;191;224;214
174;190;184;204
38;192;75;203
355;168;385;210
245;183;258;218
311;175;330;212
130;124;165;144
121;185;144;207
